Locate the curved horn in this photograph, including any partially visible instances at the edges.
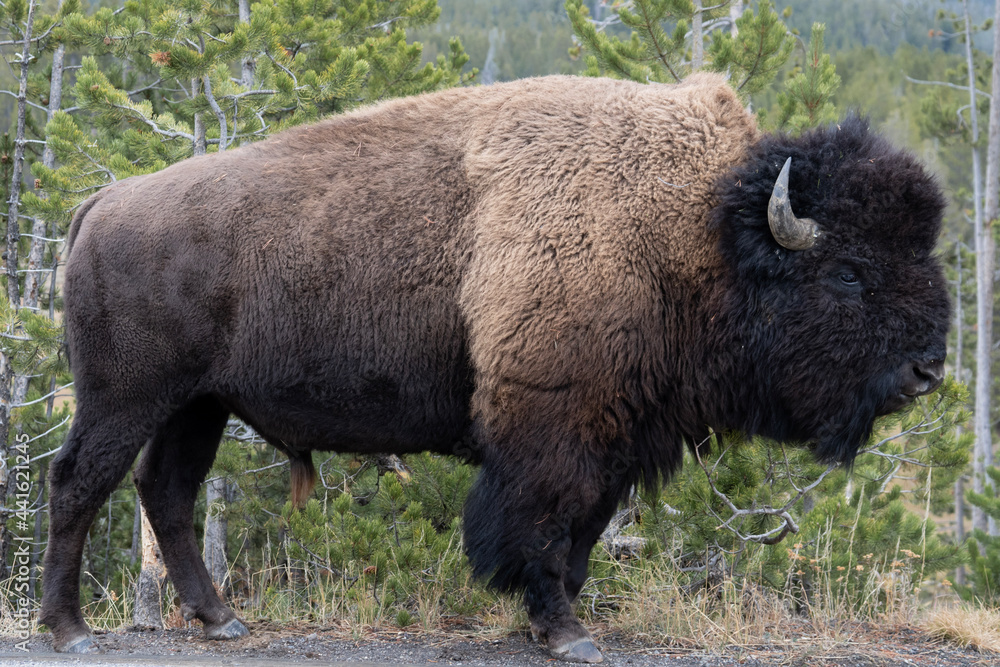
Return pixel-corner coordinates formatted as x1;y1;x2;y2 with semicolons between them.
768;157;820;251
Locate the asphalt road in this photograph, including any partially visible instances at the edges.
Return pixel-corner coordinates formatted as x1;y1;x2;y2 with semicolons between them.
0;654;409;667
1;626;990;666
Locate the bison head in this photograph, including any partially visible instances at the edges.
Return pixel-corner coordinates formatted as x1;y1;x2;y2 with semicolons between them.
712;116;949;465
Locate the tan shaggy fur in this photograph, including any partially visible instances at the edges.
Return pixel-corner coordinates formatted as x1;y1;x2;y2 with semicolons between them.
457;74;757;446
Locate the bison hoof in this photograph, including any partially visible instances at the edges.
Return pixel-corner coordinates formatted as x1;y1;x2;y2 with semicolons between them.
59;634;101;654
550;637;603;663
205;618;249;641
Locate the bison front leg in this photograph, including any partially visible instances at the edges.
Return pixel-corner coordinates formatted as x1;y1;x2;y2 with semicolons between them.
464;453;614;664
41;408;153;653
132;396;248;641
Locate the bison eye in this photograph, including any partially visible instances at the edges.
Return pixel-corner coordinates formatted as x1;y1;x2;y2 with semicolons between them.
840;272;859;285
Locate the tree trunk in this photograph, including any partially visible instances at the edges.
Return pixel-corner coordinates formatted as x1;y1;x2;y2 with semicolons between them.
0;0;37;577
44;257;58;418
133;506;165;630
692;0;704;70
590;0;603;22
4;0;35;308
956;242;965;385
17;3;63;314
104;496;113;590
239;0;255;88
481;28;501;86
0;354;13;579
13;5;66;409
130;496;141;565
963;0;988;537
975;0;1000;538
955;475;966;585
28;469;44;600
729;0;743;37
203;476;230;596
954;239;966;586
193;79;206;157
729;1;746;110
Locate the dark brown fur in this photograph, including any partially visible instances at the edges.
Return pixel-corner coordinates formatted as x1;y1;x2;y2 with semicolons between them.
40;74;949;661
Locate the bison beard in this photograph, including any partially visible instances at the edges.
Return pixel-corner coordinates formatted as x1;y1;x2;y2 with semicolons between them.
40;75;949;663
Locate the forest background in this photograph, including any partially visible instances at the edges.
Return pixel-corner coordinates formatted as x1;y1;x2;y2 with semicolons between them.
0;0;998;653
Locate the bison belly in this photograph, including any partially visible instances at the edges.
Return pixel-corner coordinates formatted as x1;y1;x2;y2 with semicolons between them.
215;281;476;456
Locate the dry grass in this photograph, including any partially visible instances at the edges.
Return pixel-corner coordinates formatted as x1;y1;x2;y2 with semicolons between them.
2;516;990;660
597;570;824;651
582;537;952;652
608;575;790;650
923;605;1000;654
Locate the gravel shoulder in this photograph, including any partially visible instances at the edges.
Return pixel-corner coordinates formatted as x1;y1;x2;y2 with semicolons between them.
1;622;995;666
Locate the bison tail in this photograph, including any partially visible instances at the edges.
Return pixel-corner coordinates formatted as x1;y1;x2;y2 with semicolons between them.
290;452;317;509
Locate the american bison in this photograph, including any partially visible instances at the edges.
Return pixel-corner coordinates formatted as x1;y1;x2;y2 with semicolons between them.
40;73;949;662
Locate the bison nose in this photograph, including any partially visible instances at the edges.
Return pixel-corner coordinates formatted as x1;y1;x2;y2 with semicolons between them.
903;359;945;397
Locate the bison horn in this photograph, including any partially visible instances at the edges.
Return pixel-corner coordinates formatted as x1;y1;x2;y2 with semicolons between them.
768;157;820;251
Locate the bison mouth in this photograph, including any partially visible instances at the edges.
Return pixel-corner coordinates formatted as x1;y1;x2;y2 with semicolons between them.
810;358;945;466
877;392;916;415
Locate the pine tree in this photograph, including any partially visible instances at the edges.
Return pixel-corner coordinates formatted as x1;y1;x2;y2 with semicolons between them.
566;0;791;92
766;22;841;132
566;0;841;131
587;379;970;616
0;0;75;582
960;465;1000;603
37;0;472;190
913;0;1000;546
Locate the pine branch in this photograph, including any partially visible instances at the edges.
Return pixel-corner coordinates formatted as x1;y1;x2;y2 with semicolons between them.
695;438;837;547
202;74;227;151
0;89;48;112
904;73;992;100
12;381;72;408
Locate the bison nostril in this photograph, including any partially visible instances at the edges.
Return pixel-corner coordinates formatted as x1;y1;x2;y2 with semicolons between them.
915;359;944;383
909;359;945;395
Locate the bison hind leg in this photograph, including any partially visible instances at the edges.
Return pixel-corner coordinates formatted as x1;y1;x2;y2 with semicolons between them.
41;406;155;652
133;395;247;640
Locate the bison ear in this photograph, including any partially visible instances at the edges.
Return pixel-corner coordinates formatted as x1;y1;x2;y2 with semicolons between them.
768;157;820;251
